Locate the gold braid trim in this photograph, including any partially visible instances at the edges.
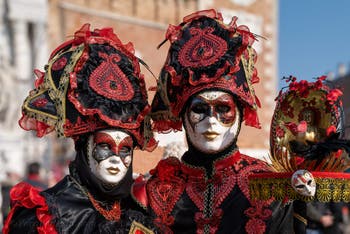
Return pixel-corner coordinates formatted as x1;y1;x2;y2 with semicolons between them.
249;176;350;202
22;89;58;126
45;45;84;137
129;221;154;234
293;213;307;225
240;46;257;110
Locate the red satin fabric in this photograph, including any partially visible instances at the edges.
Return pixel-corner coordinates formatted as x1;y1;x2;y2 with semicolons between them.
3;182;57;234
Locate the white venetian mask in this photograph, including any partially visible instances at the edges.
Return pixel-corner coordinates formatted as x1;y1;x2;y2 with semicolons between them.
87;129;133;185
183;90;241;154
291;169;316;197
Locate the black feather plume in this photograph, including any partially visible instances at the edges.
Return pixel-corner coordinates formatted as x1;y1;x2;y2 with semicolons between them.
289;132;350;161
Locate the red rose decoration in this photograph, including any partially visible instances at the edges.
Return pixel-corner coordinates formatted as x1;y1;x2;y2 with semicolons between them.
297;121;307;133
297;80;310;98
284;122;298;135
34;69;45;88
3;182;57;234
326;125;337;136
276;126;285;138
245;218;266;234
327;89;343;105
154;157;181;181
334;149;343;159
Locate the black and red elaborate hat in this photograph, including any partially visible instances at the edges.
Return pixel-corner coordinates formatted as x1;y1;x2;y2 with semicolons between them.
19;24;156;151
249;76;350;202
150;9;261;132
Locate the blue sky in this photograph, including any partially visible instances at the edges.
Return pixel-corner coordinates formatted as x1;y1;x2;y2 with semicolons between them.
278;1;350;87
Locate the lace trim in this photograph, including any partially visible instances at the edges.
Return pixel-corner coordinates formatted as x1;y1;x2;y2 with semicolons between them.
181;151;239;232
147;158;185;230
88;52;134;101
147;176;185;227
87;192;121;221
235;155;273;234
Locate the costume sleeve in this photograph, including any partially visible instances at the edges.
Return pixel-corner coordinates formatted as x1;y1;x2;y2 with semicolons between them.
306;202;322;222
267;201;295;234
2;182;57;234
7;207;40;234
131;176;148;210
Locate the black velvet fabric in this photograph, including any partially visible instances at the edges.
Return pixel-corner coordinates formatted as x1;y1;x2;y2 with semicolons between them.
164;17;242;85
74;43;148;125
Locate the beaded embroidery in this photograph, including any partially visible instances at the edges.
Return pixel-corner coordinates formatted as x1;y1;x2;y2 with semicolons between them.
87;192;121;221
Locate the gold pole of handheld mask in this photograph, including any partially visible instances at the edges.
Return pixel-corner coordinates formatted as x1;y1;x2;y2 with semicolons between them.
129;221;155;234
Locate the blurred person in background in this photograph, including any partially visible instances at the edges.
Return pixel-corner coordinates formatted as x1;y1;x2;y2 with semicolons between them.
306;202;344;234
3;24;158;234
162;141;187;160
23;162;47;190
1;165;22;224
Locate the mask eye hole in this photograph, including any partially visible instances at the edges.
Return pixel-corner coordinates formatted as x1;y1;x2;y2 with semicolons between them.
215;104;230;113
307;180;312;185
119;146;132;157
93;143;113;162
191;103;209;114
296;184;305;189
98;143;110;150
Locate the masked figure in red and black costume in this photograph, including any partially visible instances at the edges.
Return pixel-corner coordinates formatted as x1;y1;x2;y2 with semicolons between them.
132;9;293;234
3;24;158;234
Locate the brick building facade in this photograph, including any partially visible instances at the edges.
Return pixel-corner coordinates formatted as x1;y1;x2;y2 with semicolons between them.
47;0;279;174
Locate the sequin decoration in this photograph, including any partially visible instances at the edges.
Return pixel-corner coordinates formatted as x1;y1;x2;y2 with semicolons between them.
52;56;68;71
32;97;48;108
178;27;227;68
87;192;121;221
89;52;134;101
